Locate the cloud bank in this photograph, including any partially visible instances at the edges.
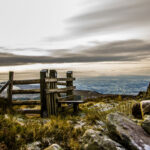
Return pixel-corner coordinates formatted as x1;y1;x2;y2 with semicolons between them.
0;39;150;66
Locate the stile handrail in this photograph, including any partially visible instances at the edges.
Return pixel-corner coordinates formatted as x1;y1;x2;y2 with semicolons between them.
0;80;10;94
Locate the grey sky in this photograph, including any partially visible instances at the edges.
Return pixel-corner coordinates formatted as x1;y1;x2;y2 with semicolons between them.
0;0;150;76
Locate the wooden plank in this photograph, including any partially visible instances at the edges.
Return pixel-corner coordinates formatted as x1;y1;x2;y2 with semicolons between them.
57;82;67;86
0;80;10;93
16;109;41;114
12;89;40;94
45;77;75;82
58;100;84;104
46;86;76;94
57;95;75;101
46;70;58;116
0;97;8;104
66;71;73;98
13;79;40;85
12;100;40;105
40;69;48;117
7;71;14;110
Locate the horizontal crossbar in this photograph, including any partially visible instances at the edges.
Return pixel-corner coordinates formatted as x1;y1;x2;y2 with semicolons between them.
58;100;84;104
12;89;40;94
16;109;41;114
12;100;40;105
13;79;40;85
46;86;75;94
57;95;75;101
45;77;75;82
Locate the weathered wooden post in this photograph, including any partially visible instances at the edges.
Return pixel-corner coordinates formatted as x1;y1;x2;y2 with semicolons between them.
40;69;48;117
7;71;14;111
47;70;58;116
66;71;77;112
66;71;73;95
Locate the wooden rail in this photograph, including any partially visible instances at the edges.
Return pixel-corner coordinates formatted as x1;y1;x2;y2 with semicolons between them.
57;95;75;101
13;79;40;85
12;100;40;105
0;80;10;93
12;89;40;94
45;77;75;82
46;86;76;94
16;109;41;114
57;82;67;86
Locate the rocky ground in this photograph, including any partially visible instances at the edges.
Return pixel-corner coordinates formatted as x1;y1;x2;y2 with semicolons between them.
0;84;150;150
0;97;150;150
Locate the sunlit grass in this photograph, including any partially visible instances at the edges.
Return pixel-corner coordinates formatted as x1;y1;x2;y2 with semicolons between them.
0;97;139;150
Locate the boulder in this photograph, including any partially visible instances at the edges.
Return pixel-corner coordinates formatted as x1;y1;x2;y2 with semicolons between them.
44;144;63;150
132;100;150;118
81;129;125;150
142;115;150;135
107;113;150;150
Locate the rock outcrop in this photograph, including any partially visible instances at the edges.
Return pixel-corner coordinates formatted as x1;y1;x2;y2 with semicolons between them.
142;115;150;135
107;113;150;150
80;129;125;150
132;100;150;118
137;82;150;98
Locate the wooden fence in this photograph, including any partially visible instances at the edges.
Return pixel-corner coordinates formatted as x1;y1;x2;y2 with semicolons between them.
0;70;83;117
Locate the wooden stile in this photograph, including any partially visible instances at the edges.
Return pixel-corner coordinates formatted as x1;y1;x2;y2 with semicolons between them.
0;69;81;116
46;70;58;116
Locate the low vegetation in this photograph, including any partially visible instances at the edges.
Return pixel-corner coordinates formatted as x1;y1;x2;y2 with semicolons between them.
0;97;139;150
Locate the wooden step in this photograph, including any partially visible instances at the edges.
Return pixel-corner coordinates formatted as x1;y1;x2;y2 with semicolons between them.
58;100;84;104
12;100;40;105
16;109;41;114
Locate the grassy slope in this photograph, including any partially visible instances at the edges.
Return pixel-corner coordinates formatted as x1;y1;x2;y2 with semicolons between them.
0;97;139;150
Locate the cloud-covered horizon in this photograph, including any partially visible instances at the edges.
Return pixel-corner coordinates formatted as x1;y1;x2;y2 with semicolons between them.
0;39;150;66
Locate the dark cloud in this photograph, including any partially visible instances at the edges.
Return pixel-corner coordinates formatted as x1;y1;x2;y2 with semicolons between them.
0;39;150;66
67;0;150;36
46;0;150;41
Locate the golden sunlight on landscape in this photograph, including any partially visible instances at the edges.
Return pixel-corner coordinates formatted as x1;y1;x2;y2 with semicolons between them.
0;61;150;81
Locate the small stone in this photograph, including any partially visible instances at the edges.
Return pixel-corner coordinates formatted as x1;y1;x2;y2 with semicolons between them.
27;141;41;150
44;144;63;150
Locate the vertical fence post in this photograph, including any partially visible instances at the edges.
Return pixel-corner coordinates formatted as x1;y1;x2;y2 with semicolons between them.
47;70;58;116
40;69;48;117
66;71;73;96
7;71;14;111
66;71;77;112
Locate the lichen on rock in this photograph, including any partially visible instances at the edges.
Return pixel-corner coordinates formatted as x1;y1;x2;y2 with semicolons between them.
107;112;150;150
